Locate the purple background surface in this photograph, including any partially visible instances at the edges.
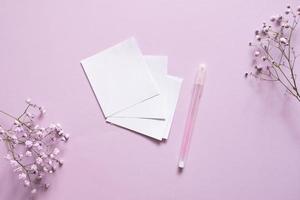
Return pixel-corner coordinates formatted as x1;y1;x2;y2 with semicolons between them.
1;0;300;199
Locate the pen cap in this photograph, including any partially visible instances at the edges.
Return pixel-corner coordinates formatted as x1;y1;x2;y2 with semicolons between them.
195;64;206;85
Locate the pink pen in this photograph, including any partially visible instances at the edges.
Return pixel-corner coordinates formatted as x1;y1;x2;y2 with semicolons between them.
178;64;206;169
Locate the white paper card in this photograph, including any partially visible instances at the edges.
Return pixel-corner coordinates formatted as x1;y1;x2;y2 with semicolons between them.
107;76;182;140
111;55;168;119
106;56;182;140
81;37;161;118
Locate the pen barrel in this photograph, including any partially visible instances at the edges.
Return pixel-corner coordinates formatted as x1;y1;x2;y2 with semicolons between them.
178;83;203;167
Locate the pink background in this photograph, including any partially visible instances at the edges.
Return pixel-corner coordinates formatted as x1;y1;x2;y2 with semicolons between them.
1;0;300;199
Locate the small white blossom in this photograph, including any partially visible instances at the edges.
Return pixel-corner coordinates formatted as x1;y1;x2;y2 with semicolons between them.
10;160;19;167
25;151;32;157
25;98;31;104
279;37;288;45
53;148;60;155
25;140;33;148
5;154;12;160
39;107;46;115
58;131;63;136
18;173;26;180
34;125;40;130
14;127;23;133
256;35;261;41
0;127;4;134
11;135;17;140
58;159;64;167
24;180;30;187
40;152;48;159
48;160;53;166
270;15;277;22
36;131;43;137
31;188;37;194
36;157;43;165
31;164;38;171
49;123;56;129
43;167;48;172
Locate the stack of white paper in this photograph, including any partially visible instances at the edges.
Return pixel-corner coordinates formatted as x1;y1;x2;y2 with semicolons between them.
81;37;182;140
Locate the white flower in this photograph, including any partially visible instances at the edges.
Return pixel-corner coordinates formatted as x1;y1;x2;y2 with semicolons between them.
25;140;33;148
11;135;17;140
5;154;12;160
64;133;70;141
14;127;23;133
43;167;48;172
254;51;260;57
256;35;261;41
49;123;56;129
36;131;43;137
25;151;32;157
10;160;19;167
34;125;39;130
31;188;37;194
40;152;47;159
58;159;64;167
270;15;277;22
18;173;26;180
48;160;53;166
279;37;288;45
31;164;38;171
25;98;31;104
36;157;43;165
34;142;43;150
53;148;60;155
24;180;30;187
33;142;40;147
56;123;61;128
39;107;46;115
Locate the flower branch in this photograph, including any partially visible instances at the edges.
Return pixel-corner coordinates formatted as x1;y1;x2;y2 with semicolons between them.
246;5;300;102
0;99;69;196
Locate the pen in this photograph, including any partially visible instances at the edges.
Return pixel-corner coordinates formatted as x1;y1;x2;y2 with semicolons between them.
178;64;206;169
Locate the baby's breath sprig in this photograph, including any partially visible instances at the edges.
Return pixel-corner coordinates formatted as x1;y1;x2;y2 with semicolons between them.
0;99;69;196
246;5;300;102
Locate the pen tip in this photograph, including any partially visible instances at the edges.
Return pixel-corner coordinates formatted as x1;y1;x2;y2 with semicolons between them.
196;64;206;85
178;161;185;168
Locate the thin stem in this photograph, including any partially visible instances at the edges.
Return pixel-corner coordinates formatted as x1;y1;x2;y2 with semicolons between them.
0;110;32;130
